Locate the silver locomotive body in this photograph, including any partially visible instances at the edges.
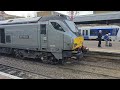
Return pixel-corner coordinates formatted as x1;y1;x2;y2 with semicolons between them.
0;15;87;64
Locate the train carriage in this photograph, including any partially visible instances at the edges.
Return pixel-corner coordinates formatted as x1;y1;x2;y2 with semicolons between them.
78;25;120;41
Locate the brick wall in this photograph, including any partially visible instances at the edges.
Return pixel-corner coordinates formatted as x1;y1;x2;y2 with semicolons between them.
37;11;52;17
37;11;63;17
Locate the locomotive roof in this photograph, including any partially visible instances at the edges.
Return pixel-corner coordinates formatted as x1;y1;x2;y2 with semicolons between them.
39;15;70;21
0;15;70;25
0;17;42;25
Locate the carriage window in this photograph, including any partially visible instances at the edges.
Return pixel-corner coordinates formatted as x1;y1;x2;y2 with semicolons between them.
90;29;98;36
6;35;11;43
40;24;46;34
112;28;119;36
102;29;110;35
86;30;88;35
51;22;64;32
83;30;84;35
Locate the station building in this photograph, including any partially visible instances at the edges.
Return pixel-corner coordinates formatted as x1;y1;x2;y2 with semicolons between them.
37;11;64;17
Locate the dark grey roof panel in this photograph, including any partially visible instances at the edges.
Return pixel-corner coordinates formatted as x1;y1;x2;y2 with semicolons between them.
39;15;70;21
0;17;41;25
73;12;120;22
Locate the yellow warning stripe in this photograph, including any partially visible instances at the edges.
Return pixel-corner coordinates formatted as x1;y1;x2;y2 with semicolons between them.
72;36;84;50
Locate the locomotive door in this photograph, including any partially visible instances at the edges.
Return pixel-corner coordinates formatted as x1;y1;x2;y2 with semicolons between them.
40;21;48;51
85;30;89;39
83;30;89;39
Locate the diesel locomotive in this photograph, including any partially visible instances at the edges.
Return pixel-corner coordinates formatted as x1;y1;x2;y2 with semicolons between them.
0;15;88;64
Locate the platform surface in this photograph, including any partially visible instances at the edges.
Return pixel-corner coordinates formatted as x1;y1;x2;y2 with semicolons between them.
84;41;120;54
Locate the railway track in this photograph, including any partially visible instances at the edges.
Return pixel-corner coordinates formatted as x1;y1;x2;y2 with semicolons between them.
86;51;120;57
84;51;120;61
0;64;53;79
0;61;117;79
58;62;120;79
0;52;119;79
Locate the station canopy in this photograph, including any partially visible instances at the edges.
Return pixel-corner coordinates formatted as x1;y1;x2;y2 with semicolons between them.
73;11;120;24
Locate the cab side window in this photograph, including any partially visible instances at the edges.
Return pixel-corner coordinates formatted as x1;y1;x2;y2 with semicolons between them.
86;30;88;35
6;35;11;43
51;22;65;32
40;24;46;34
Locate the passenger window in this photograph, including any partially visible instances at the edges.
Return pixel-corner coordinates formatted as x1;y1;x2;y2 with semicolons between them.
6;35;11;43
40;24;46;34
51;22;64;32
83;30;84;35
90;29;98;36
86;30;88;35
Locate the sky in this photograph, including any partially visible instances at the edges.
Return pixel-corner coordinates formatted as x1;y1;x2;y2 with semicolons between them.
5;11;36;17
5;11;93;17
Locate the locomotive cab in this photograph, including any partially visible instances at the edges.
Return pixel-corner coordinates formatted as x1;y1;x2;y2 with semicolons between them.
63;20;88;61
40;16;88;62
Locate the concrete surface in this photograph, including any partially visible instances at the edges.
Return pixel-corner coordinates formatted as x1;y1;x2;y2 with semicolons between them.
84;41;120;53
0;72;22;79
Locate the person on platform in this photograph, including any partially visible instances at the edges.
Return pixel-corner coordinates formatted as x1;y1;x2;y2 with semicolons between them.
98;30;102;47
104;33;109;46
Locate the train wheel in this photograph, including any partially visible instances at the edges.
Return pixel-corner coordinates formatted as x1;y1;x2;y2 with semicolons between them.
49;56;59;65
15;51;25;60
77;51;83;61
40;56;48;64
58;59;65;65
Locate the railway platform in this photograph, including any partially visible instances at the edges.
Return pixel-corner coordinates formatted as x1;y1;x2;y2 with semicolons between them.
84;41;120;54
0;72;22;79
89;48;120;54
